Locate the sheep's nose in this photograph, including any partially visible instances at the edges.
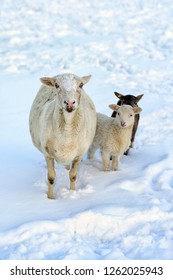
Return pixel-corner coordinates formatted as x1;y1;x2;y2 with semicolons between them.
121;121;126;127
64;100;76;112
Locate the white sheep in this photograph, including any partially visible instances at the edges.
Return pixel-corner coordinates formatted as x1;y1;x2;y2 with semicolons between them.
29;73;96;199
88;104;142;171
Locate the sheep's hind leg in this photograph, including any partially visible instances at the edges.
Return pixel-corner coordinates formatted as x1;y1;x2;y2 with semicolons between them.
69;157;81;190
46;157;56;199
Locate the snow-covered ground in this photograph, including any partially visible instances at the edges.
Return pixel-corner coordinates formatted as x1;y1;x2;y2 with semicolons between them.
0;0;173;260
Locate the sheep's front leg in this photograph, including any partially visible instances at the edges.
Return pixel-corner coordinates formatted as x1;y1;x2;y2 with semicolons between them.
46;157;56;199
112;155;120;171
69;157;81;190
101;150;110;171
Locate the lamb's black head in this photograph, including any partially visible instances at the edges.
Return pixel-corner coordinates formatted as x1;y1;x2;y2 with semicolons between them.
114;92;143;107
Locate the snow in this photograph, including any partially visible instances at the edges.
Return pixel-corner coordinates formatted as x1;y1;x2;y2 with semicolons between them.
0;0;173;260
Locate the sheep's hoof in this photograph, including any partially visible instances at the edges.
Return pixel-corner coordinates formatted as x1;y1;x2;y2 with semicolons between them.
65;164;70;170
124;149;129;156
47;192;55;199
103;168;110;171
70;182;76;190
112;168;118;171
47;185;55;199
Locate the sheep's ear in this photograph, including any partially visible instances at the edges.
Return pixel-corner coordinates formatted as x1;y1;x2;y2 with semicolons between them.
109;104;120;111
81;75;91;85
133;106;142;114
136;94;144;102
114;92;124;99
40;77;56;87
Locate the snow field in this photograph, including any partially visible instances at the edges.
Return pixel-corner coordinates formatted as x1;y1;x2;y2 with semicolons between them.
0;0;173;259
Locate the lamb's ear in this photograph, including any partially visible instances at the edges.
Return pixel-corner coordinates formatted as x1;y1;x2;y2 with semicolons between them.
133;106;142;114
109;104;120;111
136;94;144;102
81;75;91;85
114;92;124;99
40;77;56;87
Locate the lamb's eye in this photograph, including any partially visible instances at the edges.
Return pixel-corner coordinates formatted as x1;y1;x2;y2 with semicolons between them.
117;112;120;115
55;83;59;89
79;82;84;88
130;114;133;117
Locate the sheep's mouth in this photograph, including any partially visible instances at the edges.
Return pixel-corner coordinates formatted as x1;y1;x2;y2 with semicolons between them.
66;107;75;113
121;124;127;128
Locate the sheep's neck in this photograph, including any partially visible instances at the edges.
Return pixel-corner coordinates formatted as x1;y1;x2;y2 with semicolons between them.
115;124;133;153
119;124;133;144
120;124;133;135
53;105;81;134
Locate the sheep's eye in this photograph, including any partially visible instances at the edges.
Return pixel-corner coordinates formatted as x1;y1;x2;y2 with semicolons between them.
55;83;59;89
130;114;133;117
79;82;84;88
117;112;120;116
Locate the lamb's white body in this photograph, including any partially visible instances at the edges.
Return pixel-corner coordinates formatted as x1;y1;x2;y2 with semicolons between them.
29;73;96;198
88;105;141;171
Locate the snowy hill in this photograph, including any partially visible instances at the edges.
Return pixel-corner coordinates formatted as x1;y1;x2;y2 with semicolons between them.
0;0;173;259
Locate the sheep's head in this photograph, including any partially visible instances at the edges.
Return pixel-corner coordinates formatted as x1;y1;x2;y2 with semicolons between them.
114;92;144;107
109;104;142;128
40;73;91;113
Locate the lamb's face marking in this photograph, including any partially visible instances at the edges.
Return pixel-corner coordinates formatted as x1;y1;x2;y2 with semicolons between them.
119;95;138;107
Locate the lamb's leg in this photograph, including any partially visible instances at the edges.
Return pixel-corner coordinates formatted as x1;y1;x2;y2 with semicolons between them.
88;144;97;159
101;150;110;171
112;155;120;171
69;157;81;190
46;157;56;199
124;114;140;155
130;114;140;148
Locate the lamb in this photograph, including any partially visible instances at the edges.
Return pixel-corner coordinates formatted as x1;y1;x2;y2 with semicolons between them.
88;104;142;171
29;73;96;199
111;92;143;155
